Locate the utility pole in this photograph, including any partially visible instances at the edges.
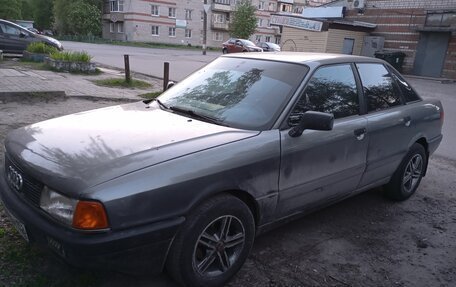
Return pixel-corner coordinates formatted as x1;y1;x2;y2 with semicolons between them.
203;0;209;55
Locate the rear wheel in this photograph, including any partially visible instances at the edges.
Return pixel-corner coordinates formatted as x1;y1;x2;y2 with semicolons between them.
166;194;255;287
385;143;427;201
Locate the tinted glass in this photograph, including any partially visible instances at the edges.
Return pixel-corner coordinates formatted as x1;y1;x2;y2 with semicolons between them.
289;64;359;125
391;72;421;103
357;63;402;112
159;58;308;130
0;23;21;35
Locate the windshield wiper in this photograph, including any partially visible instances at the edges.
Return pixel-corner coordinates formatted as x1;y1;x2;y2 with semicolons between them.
169;106;229;127
155;99;169;110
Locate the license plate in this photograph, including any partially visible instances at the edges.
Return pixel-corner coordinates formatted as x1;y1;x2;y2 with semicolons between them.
3;204;29;242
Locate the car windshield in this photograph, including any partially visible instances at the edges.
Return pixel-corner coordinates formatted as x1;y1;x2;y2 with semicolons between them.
267;43;280;49
241;40;256;46
158;57;308;130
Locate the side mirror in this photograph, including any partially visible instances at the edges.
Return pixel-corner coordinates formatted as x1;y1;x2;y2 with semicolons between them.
19;31;27;38
166;81;175;90
288;111;334;137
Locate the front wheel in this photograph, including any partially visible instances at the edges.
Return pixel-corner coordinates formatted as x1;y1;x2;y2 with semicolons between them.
166;194;255;287
384;143;427;201
222;48;228;54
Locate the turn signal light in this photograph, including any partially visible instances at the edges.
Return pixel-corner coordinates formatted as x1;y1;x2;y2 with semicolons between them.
72;201;109;230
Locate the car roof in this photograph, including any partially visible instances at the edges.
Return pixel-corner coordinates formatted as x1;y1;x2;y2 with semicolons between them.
221;52;385;67
0;19;28;30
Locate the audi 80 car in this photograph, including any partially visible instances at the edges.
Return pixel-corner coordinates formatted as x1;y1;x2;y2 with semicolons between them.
0;53;443;287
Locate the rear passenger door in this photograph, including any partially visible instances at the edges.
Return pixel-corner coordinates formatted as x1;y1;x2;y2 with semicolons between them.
278;64;368;217
356;63;414;187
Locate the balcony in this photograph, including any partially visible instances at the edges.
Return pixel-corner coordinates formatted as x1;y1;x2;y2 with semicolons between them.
102;12;124;22
212;3;233;12
211;22;230;31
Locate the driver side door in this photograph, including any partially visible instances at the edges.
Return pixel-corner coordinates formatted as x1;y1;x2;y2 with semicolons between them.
277;64;368;217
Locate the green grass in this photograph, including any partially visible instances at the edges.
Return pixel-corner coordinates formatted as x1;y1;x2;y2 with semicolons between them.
50;51;92;63
26;42;58;55
139;91;162;99
93;78;152;89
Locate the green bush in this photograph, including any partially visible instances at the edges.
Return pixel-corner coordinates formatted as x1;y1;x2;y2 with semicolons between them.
26;42;58;54
50;51;92;63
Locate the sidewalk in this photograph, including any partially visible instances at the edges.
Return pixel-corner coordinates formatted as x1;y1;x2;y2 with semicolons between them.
0;59;162;101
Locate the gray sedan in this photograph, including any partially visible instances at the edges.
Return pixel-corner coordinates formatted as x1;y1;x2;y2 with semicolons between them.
0;53;443;287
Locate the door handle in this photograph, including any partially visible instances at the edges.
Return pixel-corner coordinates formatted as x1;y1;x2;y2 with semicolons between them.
354;128;367;141
403;116;411;127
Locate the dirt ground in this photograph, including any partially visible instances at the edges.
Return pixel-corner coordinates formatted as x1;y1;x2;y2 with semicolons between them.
0;95;455;287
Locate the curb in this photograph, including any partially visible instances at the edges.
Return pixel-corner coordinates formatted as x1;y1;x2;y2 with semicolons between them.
0;91;139;104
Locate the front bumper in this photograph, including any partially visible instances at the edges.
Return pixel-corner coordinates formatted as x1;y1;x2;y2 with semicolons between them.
0;171;184;274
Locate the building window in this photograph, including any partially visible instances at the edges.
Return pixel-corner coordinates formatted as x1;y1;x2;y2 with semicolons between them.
268;2;276;11
169;7;176;18
151;25;159;36
185;29;192;38
214;0;230;4
258;1;265;10
151;5;159;16
185;9;192;20
201;10;204;21
214;13;225;23
213;32;223;41
265;36;270;42
257;18;263;27
275;37;281;45
169;27;176;37
109;22;115;33
117;22;124;33
255;35;261;42
110;0;124;12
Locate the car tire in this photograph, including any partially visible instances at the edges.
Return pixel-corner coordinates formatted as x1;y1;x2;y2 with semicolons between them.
166;194;255;287
222;48;228;54
384;143;427;201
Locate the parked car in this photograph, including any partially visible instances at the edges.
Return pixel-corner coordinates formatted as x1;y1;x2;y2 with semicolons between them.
222;38;263;53
258;41;281;52
26;27;41;34
0;19;63;53
0;53;443;287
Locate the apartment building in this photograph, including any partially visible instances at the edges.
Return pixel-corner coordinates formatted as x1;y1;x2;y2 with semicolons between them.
102;0;291;47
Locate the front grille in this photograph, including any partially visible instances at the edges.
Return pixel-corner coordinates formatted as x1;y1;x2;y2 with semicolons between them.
5;155;43;207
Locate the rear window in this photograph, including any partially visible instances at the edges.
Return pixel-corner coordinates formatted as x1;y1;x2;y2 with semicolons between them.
356;63;402;112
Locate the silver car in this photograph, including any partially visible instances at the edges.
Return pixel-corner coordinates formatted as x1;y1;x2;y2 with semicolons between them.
0;53;443;286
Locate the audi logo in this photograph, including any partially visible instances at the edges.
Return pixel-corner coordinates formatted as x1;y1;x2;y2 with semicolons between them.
6;166;23;191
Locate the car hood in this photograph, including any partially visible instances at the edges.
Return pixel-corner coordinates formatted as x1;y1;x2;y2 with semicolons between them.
35;34;62;49
5;101;259;195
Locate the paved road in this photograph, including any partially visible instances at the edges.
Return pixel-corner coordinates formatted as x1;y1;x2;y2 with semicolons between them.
62;41;219;81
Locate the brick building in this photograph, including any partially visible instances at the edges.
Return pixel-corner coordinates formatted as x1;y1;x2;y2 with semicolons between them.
325;0;456;79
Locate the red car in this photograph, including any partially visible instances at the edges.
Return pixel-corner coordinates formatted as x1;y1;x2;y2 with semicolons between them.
222;38;263;54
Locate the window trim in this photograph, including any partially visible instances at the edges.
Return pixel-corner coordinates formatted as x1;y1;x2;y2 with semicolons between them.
279;62;364;130
354;62;405;114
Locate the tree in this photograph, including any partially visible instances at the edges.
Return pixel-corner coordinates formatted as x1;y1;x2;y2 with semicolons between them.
229;0;257;39
53;0;101;35
0;0;22;20
67;0;101;35
32;0;53;29
21;0;34;20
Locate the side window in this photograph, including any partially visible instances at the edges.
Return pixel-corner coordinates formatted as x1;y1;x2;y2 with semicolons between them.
289;64;359;126
356;63;402;112
391;72;421;103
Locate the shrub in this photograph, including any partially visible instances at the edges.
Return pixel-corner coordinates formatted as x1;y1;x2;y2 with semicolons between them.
26;42;58;54
50;51;92;63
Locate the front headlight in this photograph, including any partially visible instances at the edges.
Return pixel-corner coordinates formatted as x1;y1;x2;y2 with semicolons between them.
40;186;77;225
40;186;109;230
